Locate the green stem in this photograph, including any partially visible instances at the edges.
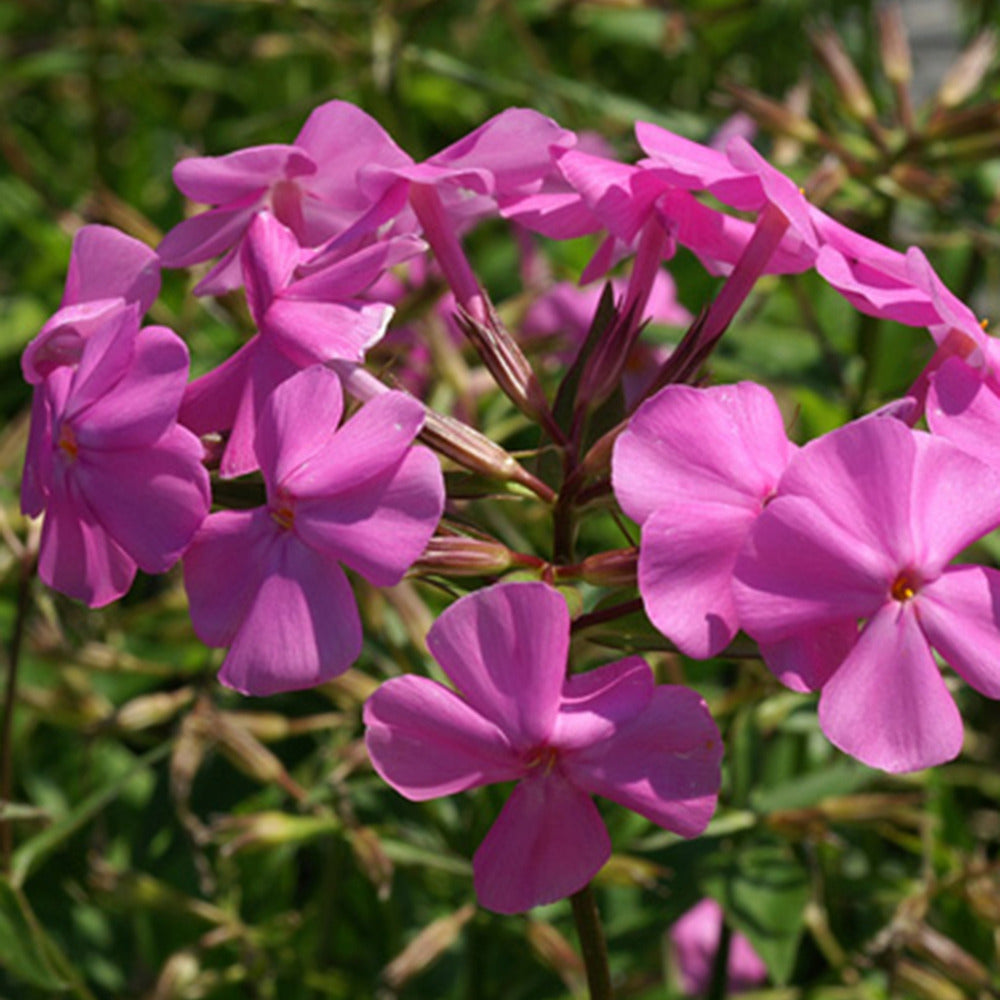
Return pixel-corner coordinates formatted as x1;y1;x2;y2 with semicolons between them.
706;918;733;1000
570;884;613;1000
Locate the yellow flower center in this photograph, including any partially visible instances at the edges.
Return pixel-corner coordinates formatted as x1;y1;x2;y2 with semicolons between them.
890;571;918;602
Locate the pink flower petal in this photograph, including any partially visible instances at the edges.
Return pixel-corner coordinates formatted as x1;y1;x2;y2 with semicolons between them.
184;509;272;648
38;477;136;607
72;424;210;572
818;602;963;772
294;446;444;586
157;201;258;269
218;532;362;695
264;298;391;366
472;769;610;914
758;621;857;692
172;145;314;204
637;502;757;658
63;225;160;314
927;356;1000;470
614;381;793;525
918;566;1000;698
240;212;303;325
549;657;654;750
564;686;722;836
426;582;569;749
364;675;522;799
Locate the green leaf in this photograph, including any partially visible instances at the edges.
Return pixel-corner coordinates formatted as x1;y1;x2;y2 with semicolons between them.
0;876;70;991
704;840;809;986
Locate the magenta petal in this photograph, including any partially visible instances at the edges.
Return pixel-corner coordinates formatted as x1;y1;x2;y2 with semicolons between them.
157;202;258;269
75;326;191;450
613;382;793;524
179;345;252;437
283;389;426;497
564;686;722;836
758;621;857;692
72;425;210;572
927;357;1000;471
918;566;1000;698
184;509;272;647
63;225;160;313
472;770;610;914
255;365;344;488
294;447;444;586
638;502;756;659
265;298;391;366
734;494;892;642
364;675;522;800
426;582;569;748
38;479;136;607
173;145;314;204
241;212;303;324
219;533;362;695
550;657;654;750
818;602;963;772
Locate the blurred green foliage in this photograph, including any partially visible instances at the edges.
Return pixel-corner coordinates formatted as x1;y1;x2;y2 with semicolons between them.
2;1;1000;997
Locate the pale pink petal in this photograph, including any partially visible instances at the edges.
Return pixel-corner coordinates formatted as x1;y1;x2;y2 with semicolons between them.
294;446;444;586
734;494;892;643
426;582;569;748
472;769;610;914
172;145;314;204
283;389;425;496
72;425;210;572
918;566;1000;698
184;509;273;647
818;602;963;773
74;326;191;449
254;365;344;488
564;686;722;836
363;676;522;799
63;225;160;313
614;382;793;524
927;356;1000;470
38;477;136;607
179;345;252;437
549;657;654;750
758;621;857;692
218;533;362;695
637;502;757;658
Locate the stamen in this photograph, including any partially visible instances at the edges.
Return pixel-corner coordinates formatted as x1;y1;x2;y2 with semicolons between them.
891;571;917;602
270;492;296;531
57;424;78;461
525;745;559;774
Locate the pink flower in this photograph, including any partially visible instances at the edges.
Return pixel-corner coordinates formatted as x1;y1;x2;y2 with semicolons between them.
613;382;795;658
22;306;210;607
22;225;160;384
733;416;1000;772
183;365;444;695
670;898;767;995
364;581;722;914
179;212;425;477
158;100;414;294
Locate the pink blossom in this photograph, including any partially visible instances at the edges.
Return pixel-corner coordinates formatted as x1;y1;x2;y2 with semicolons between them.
364;581;722;914
733;416;1000;773
179;212;425;477
183;365;444;695
670;898;767;995
158;100;414;294
23;225;160;384
22;305;210;607
613;382;795;659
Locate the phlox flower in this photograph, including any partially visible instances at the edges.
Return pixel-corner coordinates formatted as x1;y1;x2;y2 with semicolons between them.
22;224;160;384
158;100;414;294
733;416;1000;773
669;898;767;996
364;581;722;914
183;365;444;695
22;305;210;607
179;211;425;477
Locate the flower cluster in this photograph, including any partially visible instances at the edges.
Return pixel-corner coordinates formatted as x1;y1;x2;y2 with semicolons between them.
19;94;1000;925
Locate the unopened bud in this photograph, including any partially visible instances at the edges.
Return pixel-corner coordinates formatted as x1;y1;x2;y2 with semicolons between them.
725;83;820;144
526;920;585;993
215;715;306;800
380;905;476;990
567;548;638;588
411;533;520;577
114;687;195;733
810;25;878;123
936;29;997;109
216;811;340;855
877;3;912;86
349;826;393;900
